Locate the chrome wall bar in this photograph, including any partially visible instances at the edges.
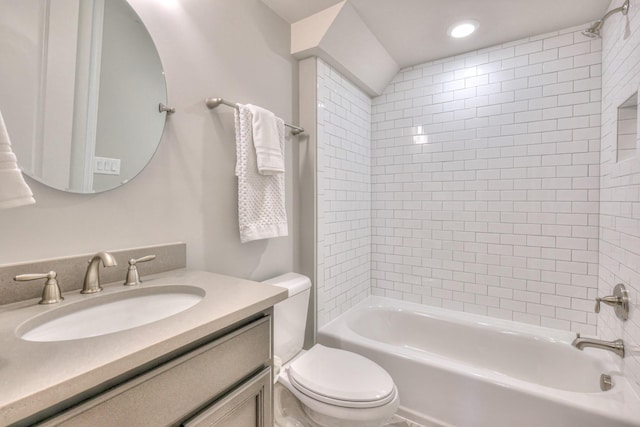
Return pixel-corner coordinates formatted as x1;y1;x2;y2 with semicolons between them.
205;97;304;135
159;103;176;114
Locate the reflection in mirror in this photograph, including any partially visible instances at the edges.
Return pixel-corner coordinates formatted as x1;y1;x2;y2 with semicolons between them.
0;0;168;193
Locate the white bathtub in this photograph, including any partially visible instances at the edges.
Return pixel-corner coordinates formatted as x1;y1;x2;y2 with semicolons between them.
318;296;640;427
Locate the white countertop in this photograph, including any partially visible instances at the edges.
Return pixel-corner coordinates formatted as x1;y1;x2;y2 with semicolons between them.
0;269;287;425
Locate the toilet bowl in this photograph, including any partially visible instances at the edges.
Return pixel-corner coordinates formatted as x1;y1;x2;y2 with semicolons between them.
278;345;399;426
263;273;399;427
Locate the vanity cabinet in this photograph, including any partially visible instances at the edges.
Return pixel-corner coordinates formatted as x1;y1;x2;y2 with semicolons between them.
184;368;271;427
39;316;273;427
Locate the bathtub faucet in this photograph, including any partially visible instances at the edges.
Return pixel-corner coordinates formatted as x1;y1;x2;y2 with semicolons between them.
571;334;625;358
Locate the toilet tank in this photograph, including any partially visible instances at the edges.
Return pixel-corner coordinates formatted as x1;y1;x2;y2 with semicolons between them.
262;273;311;364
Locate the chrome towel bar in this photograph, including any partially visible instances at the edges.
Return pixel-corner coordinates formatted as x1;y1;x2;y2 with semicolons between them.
205;97;304;135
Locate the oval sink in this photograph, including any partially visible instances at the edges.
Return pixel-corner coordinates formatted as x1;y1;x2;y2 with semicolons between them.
16;285;205;342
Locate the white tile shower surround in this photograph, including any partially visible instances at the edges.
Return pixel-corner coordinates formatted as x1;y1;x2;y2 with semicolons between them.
598;0;640;394
317;59;372;327
370;24;603;335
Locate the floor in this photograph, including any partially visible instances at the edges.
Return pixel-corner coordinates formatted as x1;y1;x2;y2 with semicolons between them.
386;414;425;427
274;382;426;427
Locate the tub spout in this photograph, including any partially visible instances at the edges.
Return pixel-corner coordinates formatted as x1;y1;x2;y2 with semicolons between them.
571;335;624;358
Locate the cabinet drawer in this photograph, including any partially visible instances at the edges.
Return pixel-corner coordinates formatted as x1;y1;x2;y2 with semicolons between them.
183;367;272;427
41;316;271;427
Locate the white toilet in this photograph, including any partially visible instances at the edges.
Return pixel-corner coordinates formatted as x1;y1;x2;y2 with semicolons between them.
263;273;399;427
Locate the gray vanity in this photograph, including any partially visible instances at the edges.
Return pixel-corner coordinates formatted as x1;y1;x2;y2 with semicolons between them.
0;268;286;426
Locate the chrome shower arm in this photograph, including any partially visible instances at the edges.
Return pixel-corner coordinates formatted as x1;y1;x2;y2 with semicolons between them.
602;1;630;22
582;0;629;38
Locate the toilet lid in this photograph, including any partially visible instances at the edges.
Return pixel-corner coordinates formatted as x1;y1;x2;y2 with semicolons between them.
288;345;396;408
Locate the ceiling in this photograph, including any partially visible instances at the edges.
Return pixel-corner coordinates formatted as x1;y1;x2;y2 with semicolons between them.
262;0;612;68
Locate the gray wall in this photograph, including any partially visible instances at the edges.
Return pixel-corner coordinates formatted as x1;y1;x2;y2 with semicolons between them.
0;0;300;283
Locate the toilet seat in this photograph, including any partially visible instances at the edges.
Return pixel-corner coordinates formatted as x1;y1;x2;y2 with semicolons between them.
287;345;396;409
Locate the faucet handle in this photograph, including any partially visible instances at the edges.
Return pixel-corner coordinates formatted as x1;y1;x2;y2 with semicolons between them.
594;284;629;321
14;271;64;304
595;296;619;313
124;255;156;286
130;255;156;265
15;272;53;281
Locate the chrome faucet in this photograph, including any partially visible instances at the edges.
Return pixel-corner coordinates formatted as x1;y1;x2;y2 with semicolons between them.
81;252;117;294
572;334;625;358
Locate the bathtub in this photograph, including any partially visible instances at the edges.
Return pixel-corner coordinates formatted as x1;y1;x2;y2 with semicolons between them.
318;296;640;427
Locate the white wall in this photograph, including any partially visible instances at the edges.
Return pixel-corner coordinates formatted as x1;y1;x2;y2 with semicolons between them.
598;0;640;394
291;1;399;96
317;59;372;326
0;0;299;283
371;25;602;334
0;0;44;175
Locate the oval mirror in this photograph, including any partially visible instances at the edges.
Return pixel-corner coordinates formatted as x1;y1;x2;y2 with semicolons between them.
0;0;169;193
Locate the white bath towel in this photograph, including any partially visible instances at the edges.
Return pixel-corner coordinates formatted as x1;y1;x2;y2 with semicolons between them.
0;111;35;209
245;104;285;175
234;104;288;243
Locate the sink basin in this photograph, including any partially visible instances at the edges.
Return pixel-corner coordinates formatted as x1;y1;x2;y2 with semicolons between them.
16;285;205;342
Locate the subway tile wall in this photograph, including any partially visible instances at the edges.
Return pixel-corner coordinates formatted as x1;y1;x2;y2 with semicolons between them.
371;25;603;334
598;0;640;394
317;59;372;327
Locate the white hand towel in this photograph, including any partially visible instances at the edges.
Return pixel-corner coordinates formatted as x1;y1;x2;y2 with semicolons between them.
246;104;285;175
0;111;35;209
235;104;288;243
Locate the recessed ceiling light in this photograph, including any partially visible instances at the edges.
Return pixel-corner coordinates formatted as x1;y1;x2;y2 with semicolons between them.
449;21;479;38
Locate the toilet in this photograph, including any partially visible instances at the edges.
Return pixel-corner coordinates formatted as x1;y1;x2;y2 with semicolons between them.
263;273;399;427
